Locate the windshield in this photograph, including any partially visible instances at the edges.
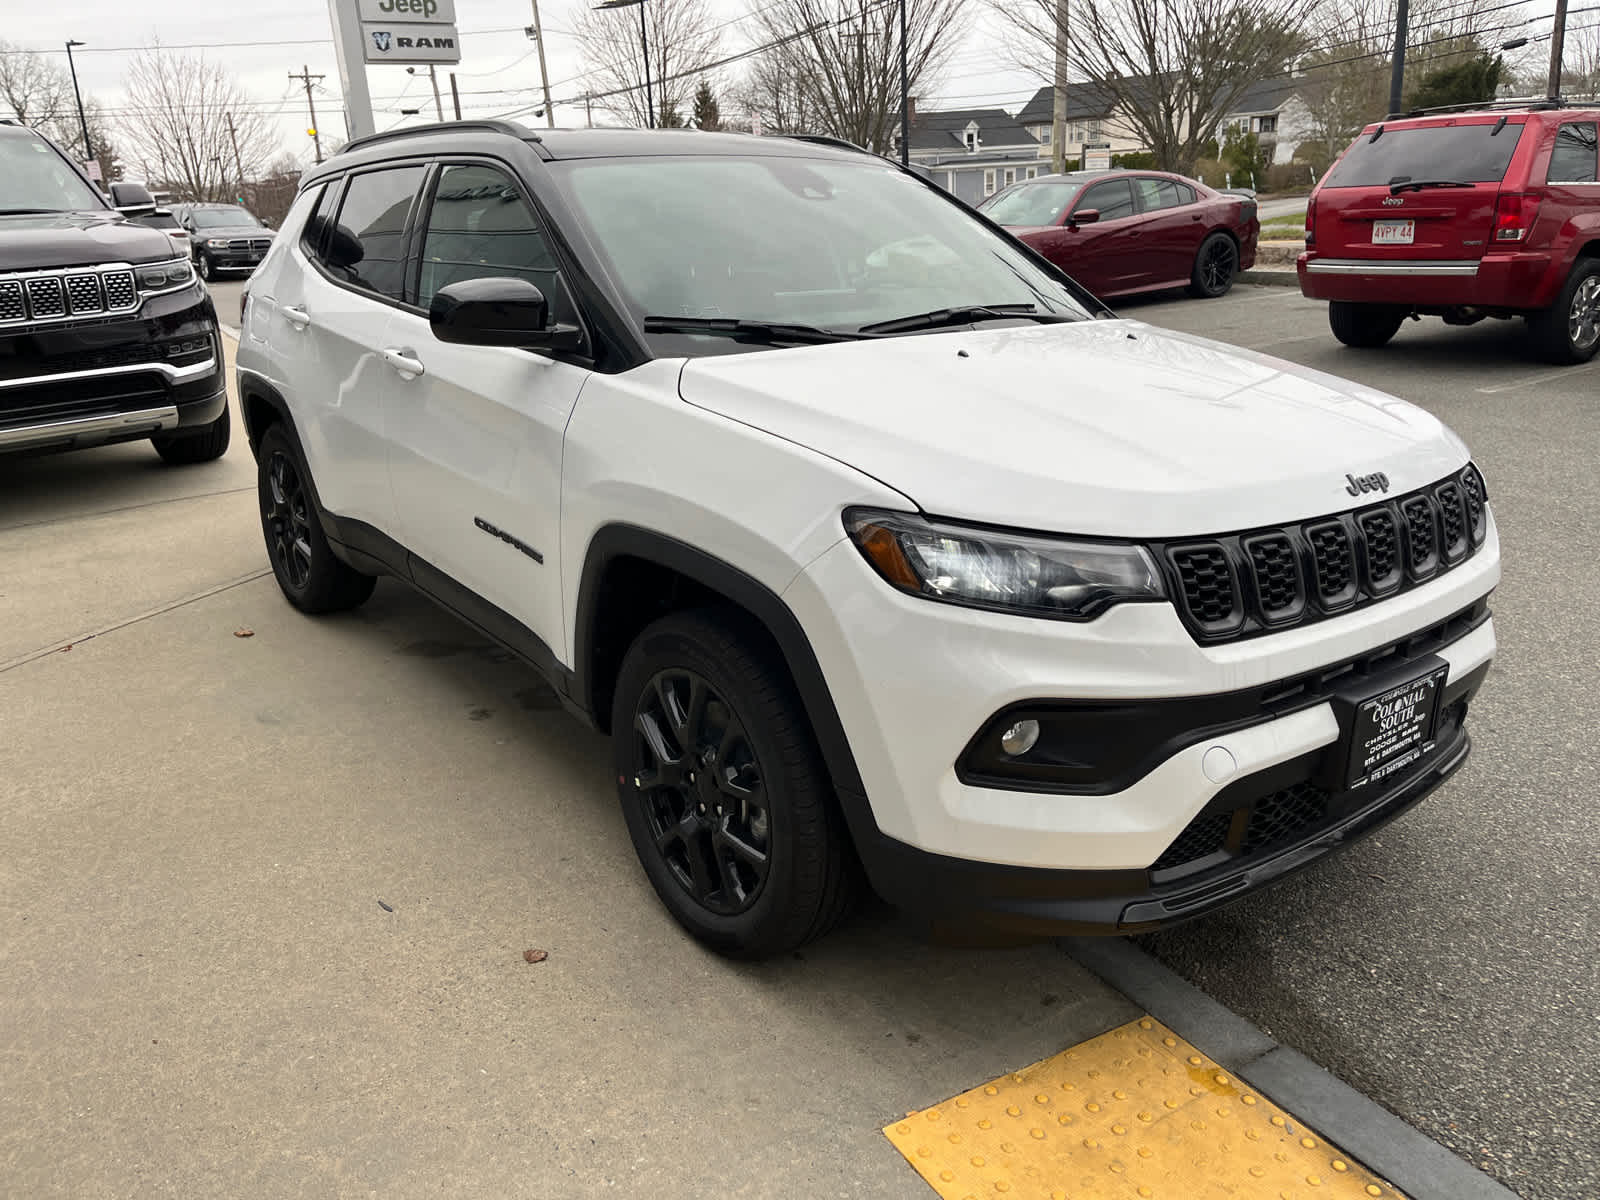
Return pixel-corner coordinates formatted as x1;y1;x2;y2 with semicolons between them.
0;132;106;213
1324;123;1527;187
142;212;181;229
190;207;261;228
980;181;1081;227
551;154;1095;346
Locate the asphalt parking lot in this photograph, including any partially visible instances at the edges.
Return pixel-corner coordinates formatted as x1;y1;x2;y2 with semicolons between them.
3;279;1592;1199
1123;286;1600;1200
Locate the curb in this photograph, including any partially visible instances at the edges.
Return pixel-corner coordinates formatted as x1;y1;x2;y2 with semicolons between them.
1239;268;1300;288
1059;937;1521;1200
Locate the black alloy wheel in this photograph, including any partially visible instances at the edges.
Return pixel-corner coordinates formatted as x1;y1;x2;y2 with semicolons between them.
198;253;214;282
264;449;313;591
631;668;772;915
1189;232;1239;298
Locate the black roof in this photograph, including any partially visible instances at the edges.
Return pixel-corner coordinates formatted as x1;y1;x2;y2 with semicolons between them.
906;107;1037;151
1016;82;1129;125
1226;78;1302;114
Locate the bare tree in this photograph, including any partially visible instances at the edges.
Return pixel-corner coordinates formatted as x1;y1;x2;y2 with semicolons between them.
730;42;826;134
746;0;968;153
0;40;91;152
119;46;280;202
573;0;722;128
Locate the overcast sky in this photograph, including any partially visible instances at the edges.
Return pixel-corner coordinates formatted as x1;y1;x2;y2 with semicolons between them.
9;0;1038;168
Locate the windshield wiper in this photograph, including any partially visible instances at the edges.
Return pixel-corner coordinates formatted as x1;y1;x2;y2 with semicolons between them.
642;315;864;344
1388;179;1473;194
857;303;1079;335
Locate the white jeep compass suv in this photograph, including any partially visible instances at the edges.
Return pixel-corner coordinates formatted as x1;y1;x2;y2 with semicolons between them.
236;123;1499;958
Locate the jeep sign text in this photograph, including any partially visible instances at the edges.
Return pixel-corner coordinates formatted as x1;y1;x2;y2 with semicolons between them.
358;0;456;23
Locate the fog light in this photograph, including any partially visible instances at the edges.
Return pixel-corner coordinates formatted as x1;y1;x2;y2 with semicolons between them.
1000;719;1040;757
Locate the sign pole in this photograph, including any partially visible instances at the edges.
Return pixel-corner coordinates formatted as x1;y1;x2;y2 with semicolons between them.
329;0;377;140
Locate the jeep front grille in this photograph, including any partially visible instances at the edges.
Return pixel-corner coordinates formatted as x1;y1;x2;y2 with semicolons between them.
1158;466;1489;645
0;265;144;326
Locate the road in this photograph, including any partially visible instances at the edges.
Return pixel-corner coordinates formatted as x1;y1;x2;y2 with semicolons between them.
1123;286;1600;1200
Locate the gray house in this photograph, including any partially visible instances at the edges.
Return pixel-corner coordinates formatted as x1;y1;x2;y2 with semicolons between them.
899;105;1042;205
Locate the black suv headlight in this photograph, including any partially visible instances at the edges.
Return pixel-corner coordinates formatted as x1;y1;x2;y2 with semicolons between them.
136;258;195;292
844;508;1164;621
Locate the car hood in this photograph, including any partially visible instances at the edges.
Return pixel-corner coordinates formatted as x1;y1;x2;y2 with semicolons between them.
0;210;179;270
193;225;274;239
675;319;1469;537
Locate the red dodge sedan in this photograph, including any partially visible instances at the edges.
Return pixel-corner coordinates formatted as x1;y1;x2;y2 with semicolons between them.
979;169;1260;300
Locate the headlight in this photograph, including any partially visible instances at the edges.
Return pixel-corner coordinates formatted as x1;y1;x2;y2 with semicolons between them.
845;509;1164;621
206;238;230;248
136;259;194;290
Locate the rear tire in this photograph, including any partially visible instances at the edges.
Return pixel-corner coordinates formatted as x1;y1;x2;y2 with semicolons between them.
1187;232;1239;298
256;423;376;613
1526;258;1600;365
152;403;230;464
1328;301;1406;348
611;609;856;958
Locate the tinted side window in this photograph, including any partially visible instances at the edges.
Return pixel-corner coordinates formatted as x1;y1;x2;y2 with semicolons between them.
1133;178;1194;211
1548;122;1598;184
298;183;331;259
330;166;426;301
417;163;571;324
1077;179;1135;220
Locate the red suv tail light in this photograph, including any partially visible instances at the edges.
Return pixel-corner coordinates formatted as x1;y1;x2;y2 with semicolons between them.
1305;200;1316;247
1493;192;1540;242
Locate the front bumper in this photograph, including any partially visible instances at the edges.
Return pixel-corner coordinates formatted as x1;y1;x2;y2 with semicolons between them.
1297;250;1561;311
0;284;223;455
783;511;1499;932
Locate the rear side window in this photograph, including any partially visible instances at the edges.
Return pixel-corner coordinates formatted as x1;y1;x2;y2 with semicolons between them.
298;183;331;258
1134;178;1195;210
330;166;426;301
1323;123;1526;188
1547;122;1598;183
1077;178;1135;220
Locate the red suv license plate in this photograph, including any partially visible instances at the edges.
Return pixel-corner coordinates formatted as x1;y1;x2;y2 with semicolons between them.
1347;665;1448;789
1372;219;1415;245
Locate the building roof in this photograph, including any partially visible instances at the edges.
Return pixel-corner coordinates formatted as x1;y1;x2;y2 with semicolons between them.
1225;77;1302;115
906;107;1038;152
1016;82;1128;125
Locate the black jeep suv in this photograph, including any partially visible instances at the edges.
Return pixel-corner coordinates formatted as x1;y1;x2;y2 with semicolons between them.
1;122;228;464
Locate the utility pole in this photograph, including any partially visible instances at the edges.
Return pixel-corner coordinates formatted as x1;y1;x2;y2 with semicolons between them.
428;64;444;121
584;94;594;128
899;0;909;166
449;72;463;120
529;0;557;128
225;112;247;203
290;65;326;164
1050;0;1069;175
1547;0;1570;101
1387;0;1410;117
64;41;93;167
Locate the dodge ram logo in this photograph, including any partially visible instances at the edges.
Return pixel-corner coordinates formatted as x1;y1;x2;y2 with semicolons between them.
371;31;393;52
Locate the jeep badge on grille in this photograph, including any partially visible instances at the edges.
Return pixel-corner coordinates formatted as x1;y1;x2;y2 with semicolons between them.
1345;471;1391;496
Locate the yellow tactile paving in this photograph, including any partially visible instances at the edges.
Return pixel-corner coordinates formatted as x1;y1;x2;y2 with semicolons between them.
883;1017;1406;1200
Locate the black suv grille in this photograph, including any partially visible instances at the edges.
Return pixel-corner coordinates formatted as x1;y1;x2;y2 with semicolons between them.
1158;467;1488;645
0;266;142;324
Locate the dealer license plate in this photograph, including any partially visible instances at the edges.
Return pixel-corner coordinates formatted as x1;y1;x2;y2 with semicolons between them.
1372;219;1415;245
1346;666;1448;789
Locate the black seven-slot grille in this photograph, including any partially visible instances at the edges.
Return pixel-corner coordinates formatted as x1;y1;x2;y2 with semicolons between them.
1159;466;1488;644
0;266;141;325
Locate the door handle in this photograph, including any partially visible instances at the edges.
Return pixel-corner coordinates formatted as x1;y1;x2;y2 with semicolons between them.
382;347;426;378
282;305;311;328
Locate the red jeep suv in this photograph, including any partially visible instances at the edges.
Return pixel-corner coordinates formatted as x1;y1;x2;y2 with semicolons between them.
1299;106;1600;363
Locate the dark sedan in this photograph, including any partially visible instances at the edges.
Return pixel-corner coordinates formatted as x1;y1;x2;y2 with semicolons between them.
979;169;1259;300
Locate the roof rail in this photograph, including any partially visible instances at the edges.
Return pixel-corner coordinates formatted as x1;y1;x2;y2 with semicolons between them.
1395;96;1572;118
336;119;536;157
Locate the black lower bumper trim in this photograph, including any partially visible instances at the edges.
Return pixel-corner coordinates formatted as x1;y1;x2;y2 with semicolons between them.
853;724;1471;938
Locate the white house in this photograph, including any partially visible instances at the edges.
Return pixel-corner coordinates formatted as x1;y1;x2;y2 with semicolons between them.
1219;79;1317;166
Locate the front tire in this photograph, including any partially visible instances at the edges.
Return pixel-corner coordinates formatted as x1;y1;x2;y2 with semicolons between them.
1526;258;1600;364
611;609;855;958
152;403;230;464
256;423;376;613
1329;301;1406;348
198;253;215;282
1187;232;1239;298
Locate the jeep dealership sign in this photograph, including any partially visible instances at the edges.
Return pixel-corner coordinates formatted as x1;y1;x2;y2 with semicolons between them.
358;0;456;20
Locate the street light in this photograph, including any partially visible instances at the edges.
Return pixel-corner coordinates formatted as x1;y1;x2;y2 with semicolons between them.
594;0;653;129
64;40;93;167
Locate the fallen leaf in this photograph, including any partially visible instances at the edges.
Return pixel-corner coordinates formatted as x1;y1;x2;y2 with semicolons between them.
60;644;72;653
377;899;394;913
522;949;548;964
234;628;255;638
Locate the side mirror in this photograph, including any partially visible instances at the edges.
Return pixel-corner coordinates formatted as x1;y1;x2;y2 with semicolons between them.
110;181;157;216
307;217;365;271
1067;208;1101;229
429;277;583;351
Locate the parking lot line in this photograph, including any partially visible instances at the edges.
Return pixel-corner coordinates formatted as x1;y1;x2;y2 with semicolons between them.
883;1017;1404;1200
1476;362;1600;394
